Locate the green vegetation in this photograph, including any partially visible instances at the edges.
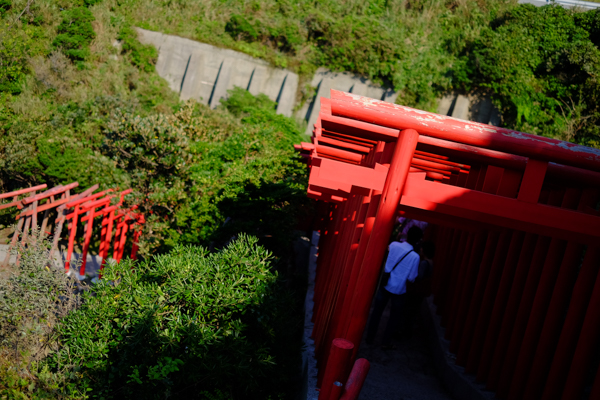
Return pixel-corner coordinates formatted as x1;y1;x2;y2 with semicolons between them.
2;0;600;398
459;4;600;147
0;234;86;399
52;7;96;63
1;1;307;398
50;235;301;399
103;0;599;145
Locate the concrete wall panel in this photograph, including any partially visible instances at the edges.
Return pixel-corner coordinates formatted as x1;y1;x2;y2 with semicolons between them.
137;28;499;134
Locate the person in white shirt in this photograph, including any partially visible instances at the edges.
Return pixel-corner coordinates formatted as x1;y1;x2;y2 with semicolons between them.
365;226;423;347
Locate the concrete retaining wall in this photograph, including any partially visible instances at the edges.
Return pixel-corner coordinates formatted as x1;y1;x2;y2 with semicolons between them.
437;93;501;125
136;28;299;117
136;28;500;132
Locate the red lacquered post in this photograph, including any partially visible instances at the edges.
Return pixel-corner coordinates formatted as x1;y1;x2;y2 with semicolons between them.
446;232;475;340
65;205;80;272
338;192;382;338
344;129;419;359
559;248;600;400
131;217;144;260
488;234;550;393
116;219;130;262
451;231;487;356
507;187;578;400
319;339;354;400
522;241;584;399
79;207;95;276
315;199;355;368
339;358;370;400
321;194;371;370
457;230;498;366
589;366;600;400
441;230;468;328
475;230;527;381
329;382;343;400
112;215;123;261
498;236;564;399
433;228;460;310
540;246;600;400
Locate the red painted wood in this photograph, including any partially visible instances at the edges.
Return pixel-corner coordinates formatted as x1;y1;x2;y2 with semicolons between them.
450;232;487;356
560;248;600;400
457;230;499;366
399;175;600;244
344;129;419;361
540;246;600;400
517;159;548;203
319;338;354;400
329;91;600;171
489;234;551;393
338;358;370;400
508;189;580;400
441;230;468;327
475;231;528;382
497;237;565;398
446;232;476;341
520;241;583;398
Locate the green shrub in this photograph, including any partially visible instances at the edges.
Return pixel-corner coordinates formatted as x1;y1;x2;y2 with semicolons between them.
118;25;158;72
52;7;96;62
225;14;259;42
0;34;31;95
0;233;86;399
51;234;302;399
461;4;600;145
0;0;10;14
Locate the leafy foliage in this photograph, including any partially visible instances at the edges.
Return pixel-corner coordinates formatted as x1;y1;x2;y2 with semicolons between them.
52;7;96;62
51;235;302;399
118;25;158;72
459;4;600;146
0;233;86;399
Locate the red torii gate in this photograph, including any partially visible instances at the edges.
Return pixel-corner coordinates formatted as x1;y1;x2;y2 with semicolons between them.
296;90;600;400
1;183;144;276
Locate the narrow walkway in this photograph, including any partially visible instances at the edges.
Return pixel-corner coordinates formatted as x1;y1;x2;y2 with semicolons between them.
356;304;453;400
304;232;453;400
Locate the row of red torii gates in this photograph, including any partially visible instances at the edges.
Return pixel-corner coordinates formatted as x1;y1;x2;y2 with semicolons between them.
295;90;600;400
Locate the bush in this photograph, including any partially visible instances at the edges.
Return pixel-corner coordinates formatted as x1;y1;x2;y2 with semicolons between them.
460;4;600;145
0;232;85;399
50;234;302;399
225;14;259;42
52;7;96;62
118;25;158;72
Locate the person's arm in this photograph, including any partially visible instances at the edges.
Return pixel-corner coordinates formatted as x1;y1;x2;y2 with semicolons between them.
407;255;419;282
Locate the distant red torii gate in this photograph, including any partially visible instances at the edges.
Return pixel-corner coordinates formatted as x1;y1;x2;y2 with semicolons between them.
296;90;600;400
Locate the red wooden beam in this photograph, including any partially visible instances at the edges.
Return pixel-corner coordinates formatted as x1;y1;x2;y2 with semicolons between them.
400;174;600;244
329;90;600;171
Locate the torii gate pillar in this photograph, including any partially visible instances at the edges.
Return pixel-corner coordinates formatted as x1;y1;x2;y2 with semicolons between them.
344;129;419;356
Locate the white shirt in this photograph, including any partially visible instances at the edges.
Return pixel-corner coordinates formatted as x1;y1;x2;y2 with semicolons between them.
384;241;420;295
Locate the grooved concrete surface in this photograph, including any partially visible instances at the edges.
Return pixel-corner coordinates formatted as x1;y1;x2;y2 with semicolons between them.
437;94;501;125
134;28;400;128
136;28;299;117
135;28;506;135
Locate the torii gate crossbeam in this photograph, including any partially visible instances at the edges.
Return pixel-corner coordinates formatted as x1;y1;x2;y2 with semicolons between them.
296;90;600;400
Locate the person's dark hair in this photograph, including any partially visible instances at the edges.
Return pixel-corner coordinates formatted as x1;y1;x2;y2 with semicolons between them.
406;226;423;246
422;241;435;259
